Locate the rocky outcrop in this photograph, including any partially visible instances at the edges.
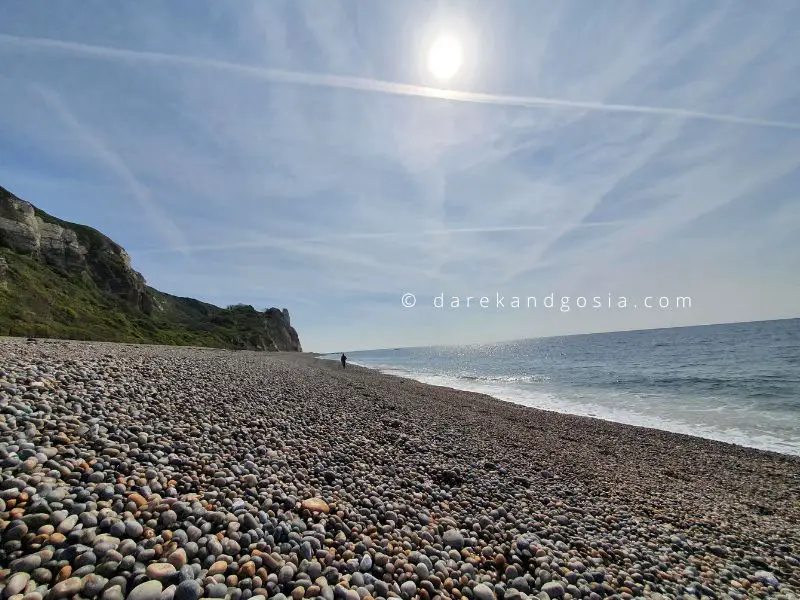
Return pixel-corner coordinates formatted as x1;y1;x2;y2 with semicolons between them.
0;185;302;351
0;186;152;312
264;307;302;351
0;192;86;267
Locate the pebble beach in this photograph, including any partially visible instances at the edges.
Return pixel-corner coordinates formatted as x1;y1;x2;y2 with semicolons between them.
1;339;798;600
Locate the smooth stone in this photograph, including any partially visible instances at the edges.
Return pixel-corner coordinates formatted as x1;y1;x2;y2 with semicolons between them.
754;571;780;588
32;569;52;584
4;573;31;597
168;550;188;570
400;581;417;599
82;574;109;597
50;577;83;599
160;585;176;600
206;582;228;598
10;555;41;573
540;582;565;599
473;584;496;600
359;556;372;572
125;520;144;538
146;564;177;582
442;530;465;550
57;515;79;534
174;581;202;600
127;581;164;600
207;562;228;577
102;586;125;600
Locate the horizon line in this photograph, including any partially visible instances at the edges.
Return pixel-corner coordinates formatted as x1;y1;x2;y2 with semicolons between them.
317;314;800;354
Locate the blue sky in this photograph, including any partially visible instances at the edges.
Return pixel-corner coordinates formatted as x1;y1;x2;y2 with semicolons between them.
1;1;799;352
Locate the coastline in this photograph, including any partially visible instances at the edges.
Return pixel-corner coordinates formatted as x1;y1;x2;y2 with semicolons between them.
2;339;799;599
315;354;800;459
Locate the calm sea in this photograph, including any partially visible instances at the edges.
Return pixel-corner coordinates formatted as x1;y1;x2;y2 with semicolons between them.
320;318;800;456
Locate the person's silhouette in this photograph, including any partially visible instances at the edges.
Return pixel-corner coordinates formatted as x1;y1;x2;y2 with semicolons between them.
340;353;347;369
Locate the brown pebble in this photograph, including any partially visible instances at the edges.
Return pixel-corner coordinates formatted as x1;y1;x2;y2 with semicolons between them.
301;498;330;513
168;548;187;569
55;565;72;583
128;493;148;508
146;563;176;581
239;562;256;579
208;560;228;576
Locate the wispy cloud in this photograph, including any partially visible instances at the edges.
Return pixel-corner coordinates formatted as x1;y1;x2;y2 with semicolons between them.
1;1;798;351
29;84;189;253
133;221;628;256
2;32;798;131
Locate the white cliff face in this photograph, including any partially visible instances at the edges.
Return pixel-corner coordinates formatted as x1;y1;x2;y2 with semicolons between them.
0;194;87;269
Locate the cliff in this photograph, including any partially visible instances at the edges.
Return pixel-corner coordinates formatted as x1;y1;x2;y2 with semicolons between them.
0;185;302;351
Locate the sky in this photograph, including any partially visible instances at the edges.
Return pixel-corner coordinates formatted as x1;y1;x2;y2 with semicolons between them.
1;1;799;353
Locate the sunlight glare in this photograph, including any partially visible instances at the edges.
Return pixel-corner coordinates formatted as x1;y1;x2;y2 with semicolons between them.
427;34;463;81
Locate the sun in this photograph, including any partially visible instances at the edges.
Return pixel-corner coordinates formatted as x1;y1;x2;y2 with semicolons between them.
427;34;463;81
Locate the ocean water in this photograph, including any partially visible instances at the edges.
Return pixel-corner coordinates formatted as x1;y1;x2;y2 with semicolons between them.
321;318;800;456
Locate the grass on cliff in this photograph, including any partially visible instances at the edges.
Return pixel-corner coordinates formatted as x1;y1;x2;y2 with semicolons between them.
0;248;273;349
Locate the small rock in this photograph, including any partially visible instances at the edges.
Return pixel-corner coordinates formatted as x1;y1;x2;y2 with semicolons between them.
146;563;177;582
442;529;465;550
4;572;31;597
400;581;417;599
301;498;330;513
50;577;83;599
541;581;565;599
473;584;496;600
174;581;202;600
127;580;164;600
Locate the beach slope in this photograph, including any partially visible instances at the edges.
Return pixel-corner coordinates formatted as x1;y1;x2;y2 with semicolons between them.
1;339;798;599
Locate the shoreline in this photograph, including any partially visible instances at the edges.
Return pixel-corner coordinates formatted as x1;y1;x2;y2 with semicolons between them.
315;355;800;460
2;339;799;599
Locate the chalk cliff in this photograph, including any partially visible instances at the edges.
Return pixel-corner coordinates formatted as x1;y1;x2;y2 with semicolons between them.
0;185;302;351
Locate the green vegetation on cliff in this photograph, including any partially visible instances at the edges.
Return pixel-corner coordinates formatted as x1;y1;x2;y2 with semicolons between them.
0;248;299;349
0;184;301;350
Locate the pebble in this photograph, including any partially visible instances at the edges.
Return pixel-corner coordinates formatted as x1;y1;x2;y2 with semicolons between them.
127;581;164;600
473;583;496;600
50;577;83;599
146;563;177;582
0;340;798;600
540;581;564;599
174;581;202;600
4;573;31;597
442;530;465;550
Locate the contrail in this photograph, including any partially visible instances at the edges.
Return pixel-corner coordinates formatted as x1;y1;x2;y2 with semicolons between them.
32;84;190;254
133;221;625;255
2;33;799;131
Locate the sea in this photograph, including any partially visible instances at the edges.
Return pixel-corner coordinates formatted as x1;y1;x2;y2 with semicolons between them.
320;318;800;457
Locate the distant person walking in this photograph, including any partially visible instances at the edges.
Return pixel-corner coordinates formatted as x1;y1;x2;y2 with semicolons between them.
340;353;347;369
